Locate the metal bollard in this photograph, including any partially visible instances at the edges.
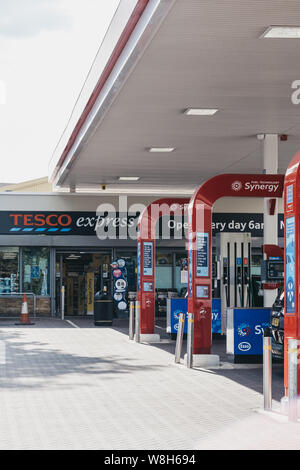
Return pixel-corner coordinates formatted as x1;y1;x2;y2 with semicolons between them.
175;313;185;363
61;285;65;321
129;301;135;341
288;338;299;422
186;313;194;368
263;328;272;411
135;300;141;343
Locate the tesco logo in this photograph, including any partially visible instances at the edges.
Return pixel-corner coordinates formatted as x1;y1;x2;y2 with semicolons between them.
9;213;72;227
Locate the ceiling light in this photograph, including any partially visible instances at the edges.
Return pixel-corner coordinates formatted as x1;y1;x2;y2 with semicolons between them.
148;147;175;153
262;26;300;38
184;108;218;116
118;177;140;181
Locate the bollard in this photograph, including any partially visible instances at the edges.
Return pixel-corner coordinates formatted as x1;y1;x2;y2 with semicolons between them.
186;313;194;369
129;301;135;341
175;313;185;363
135;300;141;343
61;285;65;321
288;338;299;422
263;327;272;411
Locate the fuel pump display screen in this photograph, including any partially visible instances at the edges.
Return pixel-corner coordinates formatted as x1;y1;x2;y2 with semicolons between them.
143;282;153;292
267;261;284;280
196;232;209;277
196;285;209;298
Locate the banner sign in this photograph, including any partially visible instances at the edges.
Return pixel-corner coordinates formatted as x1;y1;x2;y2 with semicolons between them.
286;216;296;314
2;211;140;236
232;308;271;356
0;211;285;237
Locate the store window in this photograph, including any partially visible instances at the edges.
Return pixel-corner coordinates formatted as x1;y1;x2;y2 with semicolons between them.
23;248;50;295
156;251;172;290
175;252;188;294
0;247;19;293
115;252;137;291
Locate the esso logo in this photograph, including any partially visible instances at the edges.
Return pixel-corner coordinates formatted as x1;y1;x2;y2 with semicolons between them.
238;342;251;352
231;181;243;192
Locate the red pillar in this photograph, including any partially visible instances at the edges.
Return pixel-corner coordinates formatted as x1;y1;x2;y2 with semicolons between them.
284;151;300;394
188;174;284;355
137;199;189;335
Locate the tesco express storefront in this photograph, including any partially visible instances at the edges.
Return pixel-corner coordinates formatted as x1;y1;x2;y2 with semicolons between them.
0;192;284;317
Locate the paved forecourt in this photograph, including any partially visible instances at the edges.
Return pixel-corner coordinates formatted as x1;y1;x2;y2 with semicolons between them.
0;318;298;450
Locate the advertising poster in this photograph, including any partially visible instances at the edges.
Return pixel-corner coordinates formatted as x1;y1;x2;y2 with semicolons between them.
286;184;294;212
196;232;209;277
286;216;295;314
212;298;221;334
86;272;94;315
77;275;84;315
188;233;193;298
143;242;153;276
137;242;141;291
233;308;270;355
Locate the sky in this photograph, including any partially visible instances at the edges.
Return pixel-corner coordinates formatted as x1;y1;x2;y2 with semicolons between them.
0;0;120;183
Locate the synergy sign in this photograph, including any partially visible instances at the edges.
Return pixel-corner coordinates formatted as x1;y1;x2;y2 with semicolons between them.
231;179;281;194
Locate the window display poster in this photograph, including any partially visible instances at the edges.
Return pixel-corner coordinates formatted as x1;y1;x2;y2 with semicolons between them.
24;265;31;283
196;232;209;277
286;216;295;314
31;265;40;279
143;242;153;276
86;272;94;315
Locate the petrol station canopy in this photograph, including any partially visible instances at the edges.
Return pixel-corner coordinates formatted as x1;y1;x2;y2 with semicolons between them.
49;0;300;195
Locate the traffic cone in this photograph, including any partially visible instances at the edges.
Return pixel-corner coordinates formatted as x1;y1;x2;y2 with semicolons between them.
15;294;34;325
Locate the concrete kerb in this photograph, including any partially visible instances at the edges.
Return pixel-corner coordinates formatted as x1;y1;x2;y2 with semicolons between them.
184;353;220;369
134;333;161;343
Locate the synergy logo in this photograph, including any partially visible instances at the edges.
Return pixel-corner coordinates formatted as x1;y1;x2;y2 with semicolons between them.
231;180;280;194
244;182;279;193
231;181;242;192
237;323;251;337
238;342;251;352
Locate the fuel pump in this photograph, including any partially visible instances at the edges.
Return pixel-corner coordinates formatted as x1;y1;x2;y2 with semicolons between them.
212;257;221;298
236;257;243;307
222;256;229;309
216;232;251;334
243;257;250;307
261;245;284;302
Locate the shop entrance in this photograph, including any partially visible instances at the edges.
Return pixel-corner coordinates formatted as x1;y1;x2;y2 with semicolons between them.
56;251;111;316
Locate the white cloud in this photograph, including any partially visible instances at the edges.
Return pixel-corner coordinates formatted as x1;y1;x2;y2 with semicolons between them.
0;0;120;183
0;80;6;104
0;0;70;37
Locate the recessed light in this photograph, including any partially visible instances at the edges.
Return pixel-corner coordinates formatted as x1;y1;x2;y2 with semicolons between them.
184;108;218;116
118;177;140;181
148;147;175;153
262;26;300;38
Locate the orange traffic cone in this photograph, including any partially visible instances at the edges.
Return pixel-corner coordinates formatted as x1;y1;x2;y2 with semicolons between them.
15;294;34;325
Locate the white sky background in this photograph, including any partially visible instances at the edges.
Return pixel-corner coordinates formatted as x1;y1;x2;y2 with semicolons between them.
0;0;120;183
